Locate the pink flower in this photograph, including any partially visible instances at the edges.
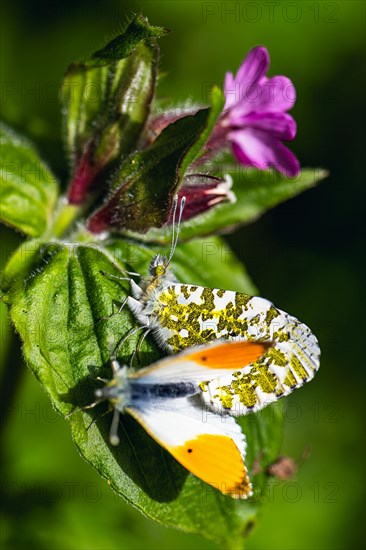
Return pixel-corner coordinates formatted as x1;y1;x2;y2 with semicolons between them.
212;46;300;177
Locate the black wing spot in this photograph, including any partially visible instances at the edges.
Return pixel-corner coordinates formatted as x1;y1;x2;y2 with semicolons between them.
187;448;193;453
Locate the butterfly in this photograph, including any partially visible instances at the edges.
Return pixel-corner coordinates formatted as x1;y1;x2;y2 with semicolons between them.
97;198;320;497
125;198;320;415
95;338;278;499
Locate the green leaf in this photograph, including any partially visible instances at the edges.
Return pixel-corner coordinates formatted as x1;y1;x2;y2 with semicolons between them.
127;167;328;244
2;236;283;547
89;15;168;65
0;122;59;237
170;236;258;295
179;86;224;175
62;15;165;203
87;90;224;233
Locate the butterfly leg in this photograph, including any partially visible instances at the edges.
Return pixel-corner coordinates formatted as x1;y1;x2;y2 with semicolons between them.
65;397;103;419
86;405;114;432
98;296;129;322
130;328;152;367
113;325;145;358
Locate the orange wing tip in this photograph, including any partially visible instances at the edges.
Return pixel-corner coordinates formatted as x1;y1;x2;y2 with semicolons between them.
216;478;253;499
187;340;272;370
170;433;253;499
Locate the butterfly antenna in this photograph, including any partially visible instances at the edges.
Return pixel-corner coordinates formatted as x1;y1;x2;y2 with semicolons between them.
170;195;178;257
167;195;186;265
100;270;140;282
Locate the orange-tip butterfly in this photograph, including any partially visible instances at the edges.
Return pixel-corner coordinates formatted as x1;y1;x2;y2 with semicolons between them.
95;339;274;498
99;198;320;497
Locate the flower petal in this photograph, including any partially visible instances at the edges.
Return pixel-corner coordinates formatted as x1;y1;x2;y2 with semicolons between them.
235;46;269;87
240;112;297;140
224;72;236;109
224;47;269;112
255;76;296;113
229;128;300;177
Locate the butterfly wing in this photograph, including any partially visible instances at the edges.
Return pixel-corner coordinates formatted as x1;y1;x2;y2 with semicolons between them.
201;317;320;415
126;396;252;499
129;329;320;417
138;283;320;415
129;339;270;384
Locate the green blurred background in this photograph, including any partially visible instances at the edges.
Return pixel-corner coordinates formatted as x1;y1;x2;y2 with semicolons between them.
1;1;365;548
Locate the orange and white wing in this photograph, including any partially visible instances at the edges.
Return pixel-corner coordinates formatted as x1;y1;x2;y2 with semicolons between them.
129;333;320;417
129;339;270;384
201;318;320;416
126;397;252;499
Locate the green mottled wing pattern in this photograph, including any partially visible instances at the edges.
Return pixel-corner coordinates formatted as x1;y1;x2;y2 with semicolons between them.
151;284;320;415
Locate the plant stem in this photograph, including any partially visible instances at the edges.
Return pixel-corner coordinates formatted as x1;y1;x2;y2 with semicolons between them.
50;198;82;239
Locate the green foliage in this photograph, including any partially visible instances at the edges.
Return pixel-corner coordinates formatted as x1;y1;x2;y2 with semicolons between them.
89;89;223;232
126;167;328;243
62;14;166;203
0;122;58;237
63;40;157;163
2;234;281;547
90;14;168;64
187;167;328;240
0;14;325;548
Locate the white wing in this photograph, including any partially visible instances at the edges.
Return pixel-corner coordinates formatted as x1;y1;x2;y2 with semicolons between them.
126;396;252;499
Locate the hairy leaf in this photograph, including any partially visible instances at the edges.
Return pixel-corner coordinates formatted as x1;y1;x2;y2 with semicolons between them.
2;236;282;547
0;122;59;237
87;88;223;233
63;15;166;203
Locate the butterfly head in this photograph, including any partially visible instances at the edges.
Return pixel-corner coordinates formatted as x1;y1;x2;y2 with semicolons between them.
95;363;131;410
143;254;177;296
148;253;169;276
